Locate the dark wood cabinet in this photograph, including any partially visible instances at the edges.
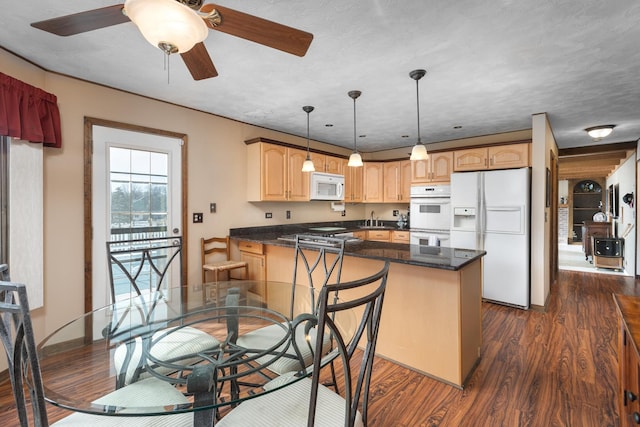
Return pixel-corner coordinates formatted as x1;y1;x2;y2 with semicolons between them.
571;180;604;242
614;294;640;426
581;221;611;261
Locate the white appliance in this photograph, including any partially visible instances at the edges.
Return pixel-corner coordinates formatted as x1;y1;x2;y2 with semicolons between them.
450;168;531;309
309;172;345;201
410;184;451;246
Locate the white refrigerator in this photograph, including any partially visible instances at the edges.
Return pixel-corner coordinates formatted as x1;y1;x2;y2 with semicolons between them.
450;168;531;308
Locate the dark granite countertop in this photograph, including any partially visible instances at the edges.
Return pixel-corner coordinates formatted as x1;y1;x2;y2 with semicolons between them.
229;222;485;271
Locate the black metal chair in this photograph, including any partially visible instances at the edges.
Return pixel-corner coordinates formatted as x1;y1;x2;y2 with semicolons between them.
106;237;219;387
235;235;347;380
0;270;193;426
217;261;390;427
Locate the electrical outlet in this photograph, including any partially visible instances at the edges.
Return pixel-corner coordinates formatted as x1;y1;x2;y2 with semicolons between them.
286;210;291;219
193;212;203;223
265;212;272;219
393;210;399;216
210;203;216;213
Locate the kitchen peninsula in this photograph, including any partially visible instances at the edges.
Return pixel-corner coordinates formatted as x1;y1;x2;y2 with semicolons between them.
229;222;485;388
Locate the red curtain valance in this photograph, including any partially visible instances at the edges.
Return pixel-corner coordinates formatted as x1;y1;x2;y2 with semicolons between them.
0;72;62;148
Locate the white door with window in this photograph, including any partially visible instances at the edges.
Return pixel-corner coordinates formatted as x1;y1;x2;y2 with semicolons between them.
92;126;183;311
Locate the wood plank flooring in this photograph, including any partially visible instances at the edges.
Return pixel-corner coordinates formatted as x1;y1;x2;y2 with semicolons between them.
0;269;636;426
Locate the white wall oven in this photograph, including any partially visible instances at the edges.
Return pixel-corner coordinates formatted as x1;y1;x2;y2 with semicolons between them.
410;184;451;246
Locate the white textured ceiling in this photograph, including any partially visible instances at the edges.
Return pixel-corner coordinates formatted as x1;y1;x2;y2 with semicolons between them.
2;0;640;152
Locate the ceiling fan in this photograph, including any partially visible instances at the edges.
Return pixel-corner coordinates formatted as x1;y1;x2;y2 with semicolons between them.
30;0;314;80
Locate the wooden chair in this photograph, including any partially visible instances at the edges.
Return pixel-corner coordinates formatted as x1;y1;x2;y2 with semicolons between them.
201;236;248;306
0;274;193;426
217;261;390;427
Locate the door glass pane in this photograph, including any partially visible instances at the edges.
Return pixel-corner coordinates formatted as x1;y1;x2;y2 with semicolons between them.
109;147;170;299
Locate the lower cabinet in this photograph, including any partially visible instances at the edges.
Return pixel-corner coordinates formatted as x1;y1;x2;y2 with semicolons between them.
238;240;266;301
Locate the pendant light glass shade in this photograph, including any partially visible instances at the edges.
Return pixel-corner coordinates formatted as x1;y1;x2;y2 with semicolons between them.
348;152;363;167
409;69;429;161
301;105;315;172
125;0;208;54
348;90;363;167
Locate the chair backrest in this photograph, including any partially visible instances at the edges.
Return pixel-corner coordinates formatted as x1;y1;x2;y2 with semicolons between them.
106;236;183;303
307;261;389;427
290;235;346;319
0;279;50;426
201;236;232;265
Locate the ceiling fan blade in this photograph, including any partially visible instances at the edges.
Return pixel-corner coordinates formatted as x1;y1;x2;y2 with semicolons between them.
31;4;129;36
181;42;219;80
201;4;313;57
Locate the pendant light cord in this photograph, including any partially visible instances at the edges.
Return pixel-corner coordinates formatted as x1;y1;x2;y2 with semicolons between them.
353;96;357;152
415;77;421;144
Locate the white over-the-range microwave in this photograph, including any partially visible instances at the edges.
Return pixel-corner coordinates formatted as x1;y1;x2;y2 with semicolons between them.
310;172;345;201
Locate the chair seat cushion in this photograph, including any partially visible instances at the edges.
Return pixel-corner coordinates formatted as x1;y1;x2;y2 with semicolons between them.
114;326;220;385
52;377;193;426
216;377;363;427
203;260;247;272
236;322;331;375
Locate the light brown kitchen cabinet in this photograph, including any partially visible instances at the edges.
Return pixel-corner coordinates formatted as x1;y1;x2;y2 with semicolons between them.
367;229;391;242
344;160;363;202
411;151;454;183
392;230;410;243
237;240;267;300
353;230;367;240
488;144;530;169
364;162;384;203
384;161;412;202
325;156;343;174
247;142;310;201
454;143;530;172
309;153;344;174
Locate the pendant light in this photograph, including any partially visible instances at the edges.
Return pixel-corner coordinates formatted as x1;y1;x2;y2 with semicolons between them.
301;106;315;172
409;69;428;161
347;90;363;167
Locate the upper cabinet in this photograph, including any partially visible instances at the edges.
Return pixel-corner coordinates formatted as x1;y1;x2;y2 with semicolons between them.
454;143;530;172
411;151;454;183
344;160;363;202
310;153;344;174
247;142;310;201
384;160;412;202
363;162;384;203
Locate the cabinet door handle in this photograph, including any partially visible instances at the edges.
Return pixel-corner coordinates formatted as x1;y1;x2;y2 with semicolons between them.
629;391;638;402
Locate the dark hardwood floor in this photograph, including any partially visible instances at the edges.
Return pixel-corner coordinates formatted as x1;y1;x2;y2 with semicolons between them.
0;269;636;426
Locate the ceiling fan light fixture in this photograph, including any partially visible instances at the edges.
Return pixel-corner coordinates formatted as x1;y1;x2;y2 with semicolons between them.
585;125;615;141
301;105;315;172
125;0;208;54
409;69;429;161
348;90;363;168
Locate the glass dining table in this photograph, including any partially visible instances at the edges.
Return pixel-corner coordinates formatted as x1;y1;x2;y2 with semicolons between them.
37;280;355;425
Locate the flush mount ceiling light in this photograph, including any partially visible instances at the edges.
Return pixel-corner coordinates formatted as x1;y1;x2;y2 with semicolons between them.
409;69;428;161
347;90;363;167
585;125;616;141
301;105;315;172
125;0;209;55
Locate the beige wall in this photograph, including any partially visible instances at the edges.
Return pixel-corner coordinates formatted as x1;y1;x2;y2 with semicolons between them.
530;113;557;307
